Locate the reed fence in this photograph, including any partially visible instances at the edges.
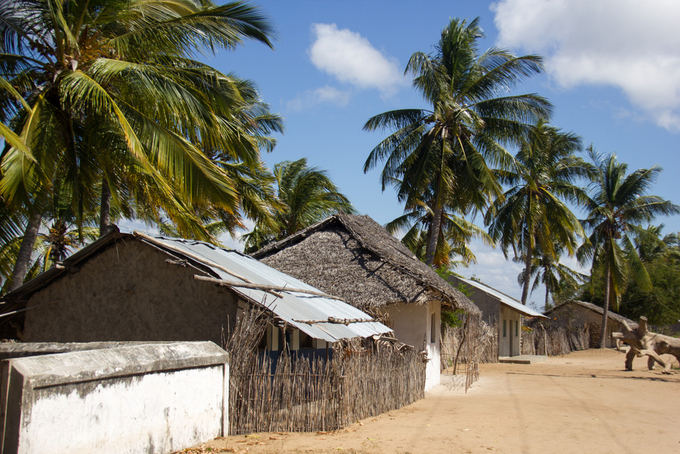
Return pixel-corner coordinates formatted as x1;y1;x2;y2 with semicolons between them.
440;314;490;392
521;320;590;356
225;308;426;434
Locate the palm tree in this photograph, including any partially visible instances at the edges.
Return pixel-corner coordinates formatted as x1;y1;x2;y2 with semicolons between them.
0;218;98;293
517;244;586;311
385;187;491;267
243;158;353;252
0;0;280;290
579;150;678;347
486;121;589;304
363;17;551;266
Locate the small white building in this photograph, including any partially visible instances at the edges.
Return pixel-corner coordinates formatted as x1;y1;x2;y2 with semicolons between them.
448;276;546;358
253;214;479;390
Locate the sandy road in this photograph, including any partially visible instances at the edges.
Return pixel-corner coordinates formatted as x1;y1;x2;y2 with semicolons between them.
182;349;680;454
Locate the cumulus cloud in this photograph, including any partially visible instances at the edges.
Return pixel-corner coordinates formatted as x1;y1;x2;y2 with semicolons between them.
492;0;680;130
286;85;351;111
309;23;406;95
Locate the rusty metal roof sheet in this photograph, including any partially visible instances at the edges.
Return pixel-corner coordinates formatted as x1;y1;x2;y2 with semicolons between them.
140;234;392;343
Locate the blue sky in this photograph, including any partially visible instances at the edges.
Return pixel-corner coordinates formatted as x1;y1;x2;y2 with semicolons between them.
181;0;680;309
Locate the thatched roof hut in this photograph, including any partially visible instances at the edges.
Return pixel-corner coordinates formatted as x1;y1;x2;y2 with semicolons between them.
254;214;478;391
253;214;478;315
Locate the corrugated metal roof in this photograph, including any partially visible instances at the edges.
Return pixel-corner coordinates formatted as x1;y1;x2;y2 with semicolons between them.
142;234;393;343
454;276;547;318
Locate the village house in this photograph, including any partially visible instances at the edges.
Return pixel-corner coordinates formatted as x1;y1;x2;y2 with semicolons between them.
252;213;480;390
544;300;637;348
0;231;392;351
447;275;546;358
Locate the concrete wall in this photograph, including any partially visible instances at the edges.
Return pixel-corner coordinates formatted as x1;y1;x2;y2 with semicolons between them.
499;305;521;357
22;239;238;345
383;302;441;391
449;277;500;326
0;342;228;454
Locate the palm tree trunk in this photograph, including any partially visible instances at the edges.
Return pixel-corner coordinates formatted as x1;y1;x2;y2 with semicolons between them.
99;179;112;237
544;283;550;311
7;210;42;292
425;203;443;266
520;245;533;304
600;264;612;348
521;195;533;304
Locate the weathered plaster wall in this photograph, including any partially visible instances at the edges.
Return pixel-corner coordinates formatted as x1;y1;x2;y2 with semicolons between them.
384;302;441;391
23;239;237;344
449;277;500;325
0;342;228;454
499;305;521;357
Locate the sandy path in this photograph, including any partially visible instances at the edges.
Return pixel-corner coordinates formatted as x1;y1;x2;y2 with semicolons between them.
183;349;680;454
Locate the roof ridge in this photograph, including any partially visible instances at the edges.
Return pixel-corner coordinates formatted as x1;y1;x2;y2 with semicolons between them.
255;213;477;314
251;216;340;258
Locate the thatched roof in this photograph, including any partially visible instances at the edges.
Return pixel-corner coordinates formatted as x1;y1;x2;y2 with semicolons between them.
253;214;479;314
545;300;638;328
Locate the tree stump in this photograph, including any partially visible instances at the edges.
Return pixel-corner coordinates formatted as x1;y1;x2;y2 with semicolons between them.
611;316;680;373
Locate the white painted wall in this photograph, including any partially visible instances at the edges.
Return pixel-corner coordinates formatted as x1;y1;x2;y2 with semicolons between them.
384;302;441;391
0;342;229;454
20;366;225;454
499;306;522;357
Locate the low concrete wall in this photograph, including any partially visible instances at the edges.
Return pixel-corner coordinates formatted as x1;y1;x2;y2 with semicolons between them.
0;341;177;360
0;342;228;454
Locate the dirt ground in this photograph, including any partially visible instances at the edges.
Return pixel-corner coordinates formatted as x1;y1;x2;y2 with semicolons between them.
182;349;680;454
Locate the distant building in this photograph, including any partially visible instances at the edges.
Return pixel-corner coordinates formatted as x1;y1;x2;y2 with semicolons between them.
447;275;546;358
544;300;637;348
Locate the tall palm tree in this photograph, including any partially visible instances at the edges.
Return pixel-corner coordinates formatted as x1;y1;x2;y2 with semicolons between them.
0;0;280;290
486;121;589;304
579;150;678;347
243;158;353;252
517;244;586;311
385;187;491;267
363;17;551;266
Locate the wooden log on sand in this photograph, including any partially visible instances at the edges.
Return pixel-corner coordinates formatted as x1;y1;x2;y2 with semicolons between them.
612;316;680;373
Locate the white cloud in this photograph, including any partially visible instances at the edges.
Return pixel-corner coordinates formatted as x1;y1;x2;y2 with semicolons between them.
459;239;525;300
492;0;680;130
309;23;406;96
286;85;351;112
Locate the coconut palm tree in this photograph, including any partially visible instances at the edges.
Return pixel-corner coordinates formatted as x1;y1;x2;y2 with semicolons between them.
517;244;586;311
363;17;551;266
243;158;353;252
486;121;589;304
385;187;491;267
0;0;280;290
579;150;678;347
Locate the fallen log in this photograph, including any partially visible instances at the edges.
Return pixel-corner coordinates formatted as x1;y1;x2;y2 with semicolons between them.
612;316;680;373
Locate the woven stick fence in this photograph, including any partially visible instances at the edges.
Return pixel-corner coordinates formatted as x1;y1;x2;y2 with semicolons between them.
521;320;590;356
440;314;490;392
225;308;425;434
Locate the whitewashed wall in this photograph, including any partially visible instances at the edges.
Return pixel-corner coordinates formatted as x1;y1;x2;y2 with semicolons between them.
384;302;441;391
0;342;228;454
499;305;522;357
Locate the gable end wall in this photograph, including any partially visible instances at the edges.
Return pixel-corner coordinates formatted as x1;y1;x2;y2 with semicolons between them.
22;239;237;344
